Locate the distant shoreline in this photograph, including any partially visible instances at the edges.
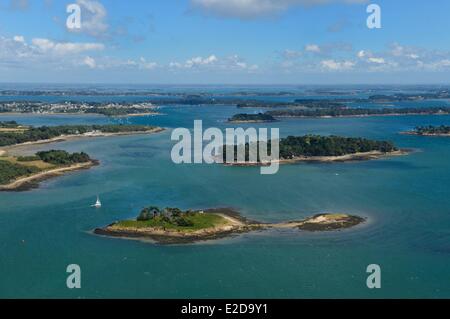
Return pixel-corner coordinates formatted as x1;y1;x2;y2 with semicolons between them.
271;112;450;119
0;111;161;118
227;120;278;124
401;131;450;137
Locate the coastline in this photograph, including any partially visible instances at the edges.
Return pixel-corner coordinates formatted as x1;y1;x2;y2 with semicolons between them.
401;131;450;137
227;120;278;124
224;150;408;167
94;208;366;245
113;112;161;118
0;160;99;192
271;112;450;119
0;127;165;155
0;111;161;118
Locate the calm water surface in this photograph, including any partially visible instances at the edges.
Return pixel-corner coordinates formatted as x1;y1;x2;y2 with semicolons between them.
1;91;450;298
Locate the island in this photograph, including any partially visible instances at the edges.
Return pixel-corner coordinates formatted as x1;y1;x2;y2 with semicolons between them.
222;135;406;165
94;207;366;244
228;113;278;123
0;150;97;191
403;125;450;136
265;107;450;118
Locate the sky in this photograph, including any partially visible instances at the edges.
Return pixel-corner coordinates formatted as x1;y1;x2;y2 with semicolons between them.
0;0;449;84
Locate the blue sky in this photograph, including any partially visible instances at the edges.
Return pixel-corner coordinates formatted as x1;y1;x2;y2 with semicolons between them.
0;0;449;84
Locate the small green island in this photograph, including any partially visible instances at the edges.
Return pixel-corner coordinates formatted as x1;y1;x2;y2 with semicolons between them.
0;150;97;191
228;113;278;123
404;125;450;136
94;206;366;244
222;135;405;165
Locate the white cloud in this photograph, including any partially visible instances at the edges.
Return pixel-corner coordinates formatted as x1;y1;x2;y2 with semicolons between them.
138;57;158;70
191;0;367;19
169;62;183;68
185;55;218;68
321;59;355;70
305;44;321;53
169;54;258;72
357;50;366;58
0;35;105;71
83;56;96;68
31;38;104;55
368;57;385;64
357;50;385;64
13;35;25;43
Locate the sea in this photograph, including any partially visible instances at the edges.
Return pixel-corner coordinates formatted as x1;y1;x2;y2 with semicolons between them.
1;84;450;298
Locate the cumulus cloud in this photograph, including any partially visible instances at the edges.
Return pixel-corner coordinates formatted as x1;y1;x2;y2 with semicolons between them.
83;56;96;68
190;0;367;19
357;50;386;65
0;35;105;71
185;55;218;68
31;38;104;55
169;54;258;72
305;44;321;53
321;59;355;70
352;44;450;72
138;57;158;70
13;35;25;43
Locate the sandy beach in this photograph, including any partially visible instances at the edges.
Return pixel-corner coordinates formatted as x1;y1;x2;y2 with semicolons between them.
0;127;165;155
0;160;98;191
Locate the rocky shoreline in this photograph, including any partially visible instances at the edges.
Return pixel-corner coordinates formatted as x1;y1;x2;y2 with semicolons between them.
224;150;408;167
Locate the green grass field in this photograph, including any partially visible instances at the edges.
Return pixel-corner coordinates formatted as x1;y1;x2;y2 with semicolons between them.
115;213;228;232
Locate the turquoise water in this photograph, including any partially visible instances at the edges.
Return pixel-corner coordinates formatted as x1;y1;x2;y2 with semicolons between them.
1;95;450;298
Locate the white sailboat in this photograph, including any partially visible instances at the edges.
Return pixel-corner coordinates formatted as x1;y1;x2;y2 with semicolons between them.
92;196;102;208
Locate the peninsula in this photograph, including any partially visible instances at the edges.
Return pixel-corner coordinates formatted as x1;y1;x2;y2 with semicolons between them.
0;123;164;190
94;207;366;244
0;123;164;148
0;150;97;191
